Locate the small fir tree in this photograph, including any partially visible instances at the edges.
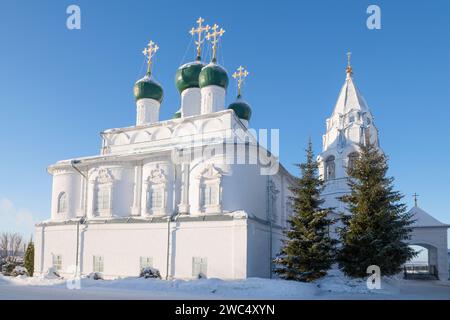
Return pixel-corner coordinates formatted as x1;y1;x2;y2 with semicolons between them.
24;238;34;277
274;140;337;282
337;140;415;277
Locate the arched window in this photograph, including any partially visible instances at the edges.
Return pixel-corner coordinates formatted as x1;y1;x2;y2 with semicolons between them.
348;152;359;173
57;192;67;213
325;156;335;181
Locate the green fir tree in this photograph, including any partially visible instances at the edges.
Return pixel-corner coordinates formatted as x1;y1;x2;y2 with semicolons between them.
275;140;337;282
24;238;34;277
337;140;416;277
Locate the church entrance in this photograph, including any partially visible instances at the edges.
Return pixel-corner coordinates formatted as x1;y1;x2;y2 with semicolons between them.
404;245;439;280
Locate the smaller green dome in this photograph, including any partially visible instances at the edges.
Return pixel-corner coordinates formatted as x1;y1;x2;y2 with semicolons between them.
134;75;163;102
173;109;181;119
175;60;205;93
228;96;252;121
199;63;229;89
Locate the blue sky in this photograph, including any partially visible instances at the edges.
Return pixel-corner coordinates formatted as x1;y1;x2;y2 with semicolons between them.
0;0;449;245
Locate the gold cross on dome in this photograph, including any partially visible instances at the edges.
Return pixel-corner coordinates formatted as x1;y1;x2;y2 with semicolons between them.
346;51;353;75
206;24;225;62
142;40;159;75
232;66;249;96
189;17;210;59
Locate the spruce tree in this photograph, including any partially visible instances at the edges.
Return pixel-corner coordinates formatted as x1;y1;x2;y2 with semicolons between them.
275;140;337;282
24;238;34;277
337;140;416;277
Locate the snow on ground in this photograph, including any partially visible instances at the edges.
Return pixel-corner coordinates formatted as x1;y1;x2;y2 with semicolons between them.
0;270;449;300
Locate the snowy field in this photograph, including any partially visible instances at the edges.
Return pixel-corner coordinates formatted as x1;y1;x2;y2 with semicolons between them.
0;270;449;300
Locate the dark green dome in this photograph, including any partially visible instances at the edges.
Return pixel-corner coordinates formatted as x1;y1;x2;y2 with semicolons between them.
199;63;229;89
175;60;205;93
133;75;163;102
173;109;181;119
228;96;252;121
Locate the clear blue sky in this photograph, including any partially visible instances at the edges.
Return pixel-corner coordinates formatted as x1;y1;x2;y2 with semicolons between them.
0;0;449;245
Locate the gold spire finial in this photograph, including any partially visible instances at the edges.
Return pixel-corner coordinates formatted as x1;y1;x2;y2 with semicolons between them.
232;66;249;97
142;40;159;75
346;51;353;76
189;17;210;60
206;24;225;63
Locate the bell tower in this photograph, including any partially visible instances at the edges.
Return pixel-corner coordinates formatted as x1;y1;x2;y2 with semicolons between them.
318;53;380;211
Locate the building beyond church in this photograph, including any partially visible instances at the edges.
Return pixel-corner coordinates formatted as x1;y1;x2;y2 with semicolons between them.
34;20;449;281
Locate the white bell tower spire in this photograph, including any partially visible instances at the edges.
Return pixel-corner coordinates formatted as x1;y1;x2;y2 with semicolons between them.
318;54;380;210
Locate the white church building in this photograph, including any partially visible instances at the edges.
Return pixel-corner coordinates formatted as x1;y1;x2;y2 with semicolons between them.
34;20;449;281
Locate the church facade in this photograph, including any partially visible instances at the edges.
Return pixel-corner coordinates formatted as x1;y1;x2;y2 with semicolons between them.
34;19;448;281
34;20;293;280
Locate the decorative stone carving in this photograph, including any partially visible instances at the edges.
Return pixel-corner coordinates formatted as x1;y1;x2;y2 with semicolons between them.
97;168;114;184
148;167;167;184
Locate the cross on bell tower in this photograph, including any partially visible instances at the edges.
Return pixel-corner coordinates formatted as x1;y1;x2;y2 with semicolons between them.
206;24;225;63
346;51;353;77
413;193;419;207
189;17;210;60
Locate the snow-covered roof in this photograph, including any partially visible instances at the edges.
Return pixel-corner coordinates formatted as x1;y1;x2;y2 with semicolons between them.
408;206;449;228
332;74;370;116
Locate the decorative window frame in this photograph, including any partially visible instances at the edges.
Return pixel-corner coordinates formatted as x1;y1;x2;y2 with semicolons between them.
197;164;222;214
144;167;167;216
93;168;114;217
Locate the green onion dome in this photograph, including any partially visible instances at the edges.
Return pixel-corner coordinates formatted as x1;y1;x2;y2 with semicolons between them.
133;75;164;102
199;63;229;89
228;95;252;121
175;60;205;93
173;109;181;119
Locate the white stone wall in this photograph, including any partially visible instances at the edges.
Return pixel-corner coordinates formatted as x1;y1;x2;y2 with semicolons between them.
34;218;248;279
34;216;291;279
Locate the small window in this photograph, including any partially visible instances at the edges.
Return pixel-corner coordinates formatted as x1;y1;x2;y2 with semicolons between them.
325;155;336;181
147;188;163;211
349;115;355;123
52;254;62;271
57;192;67;213
348;152;359;172
140;257;153;270
200;184;218;207
192;257;207;278
95;188;111;212
93;255;104;273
